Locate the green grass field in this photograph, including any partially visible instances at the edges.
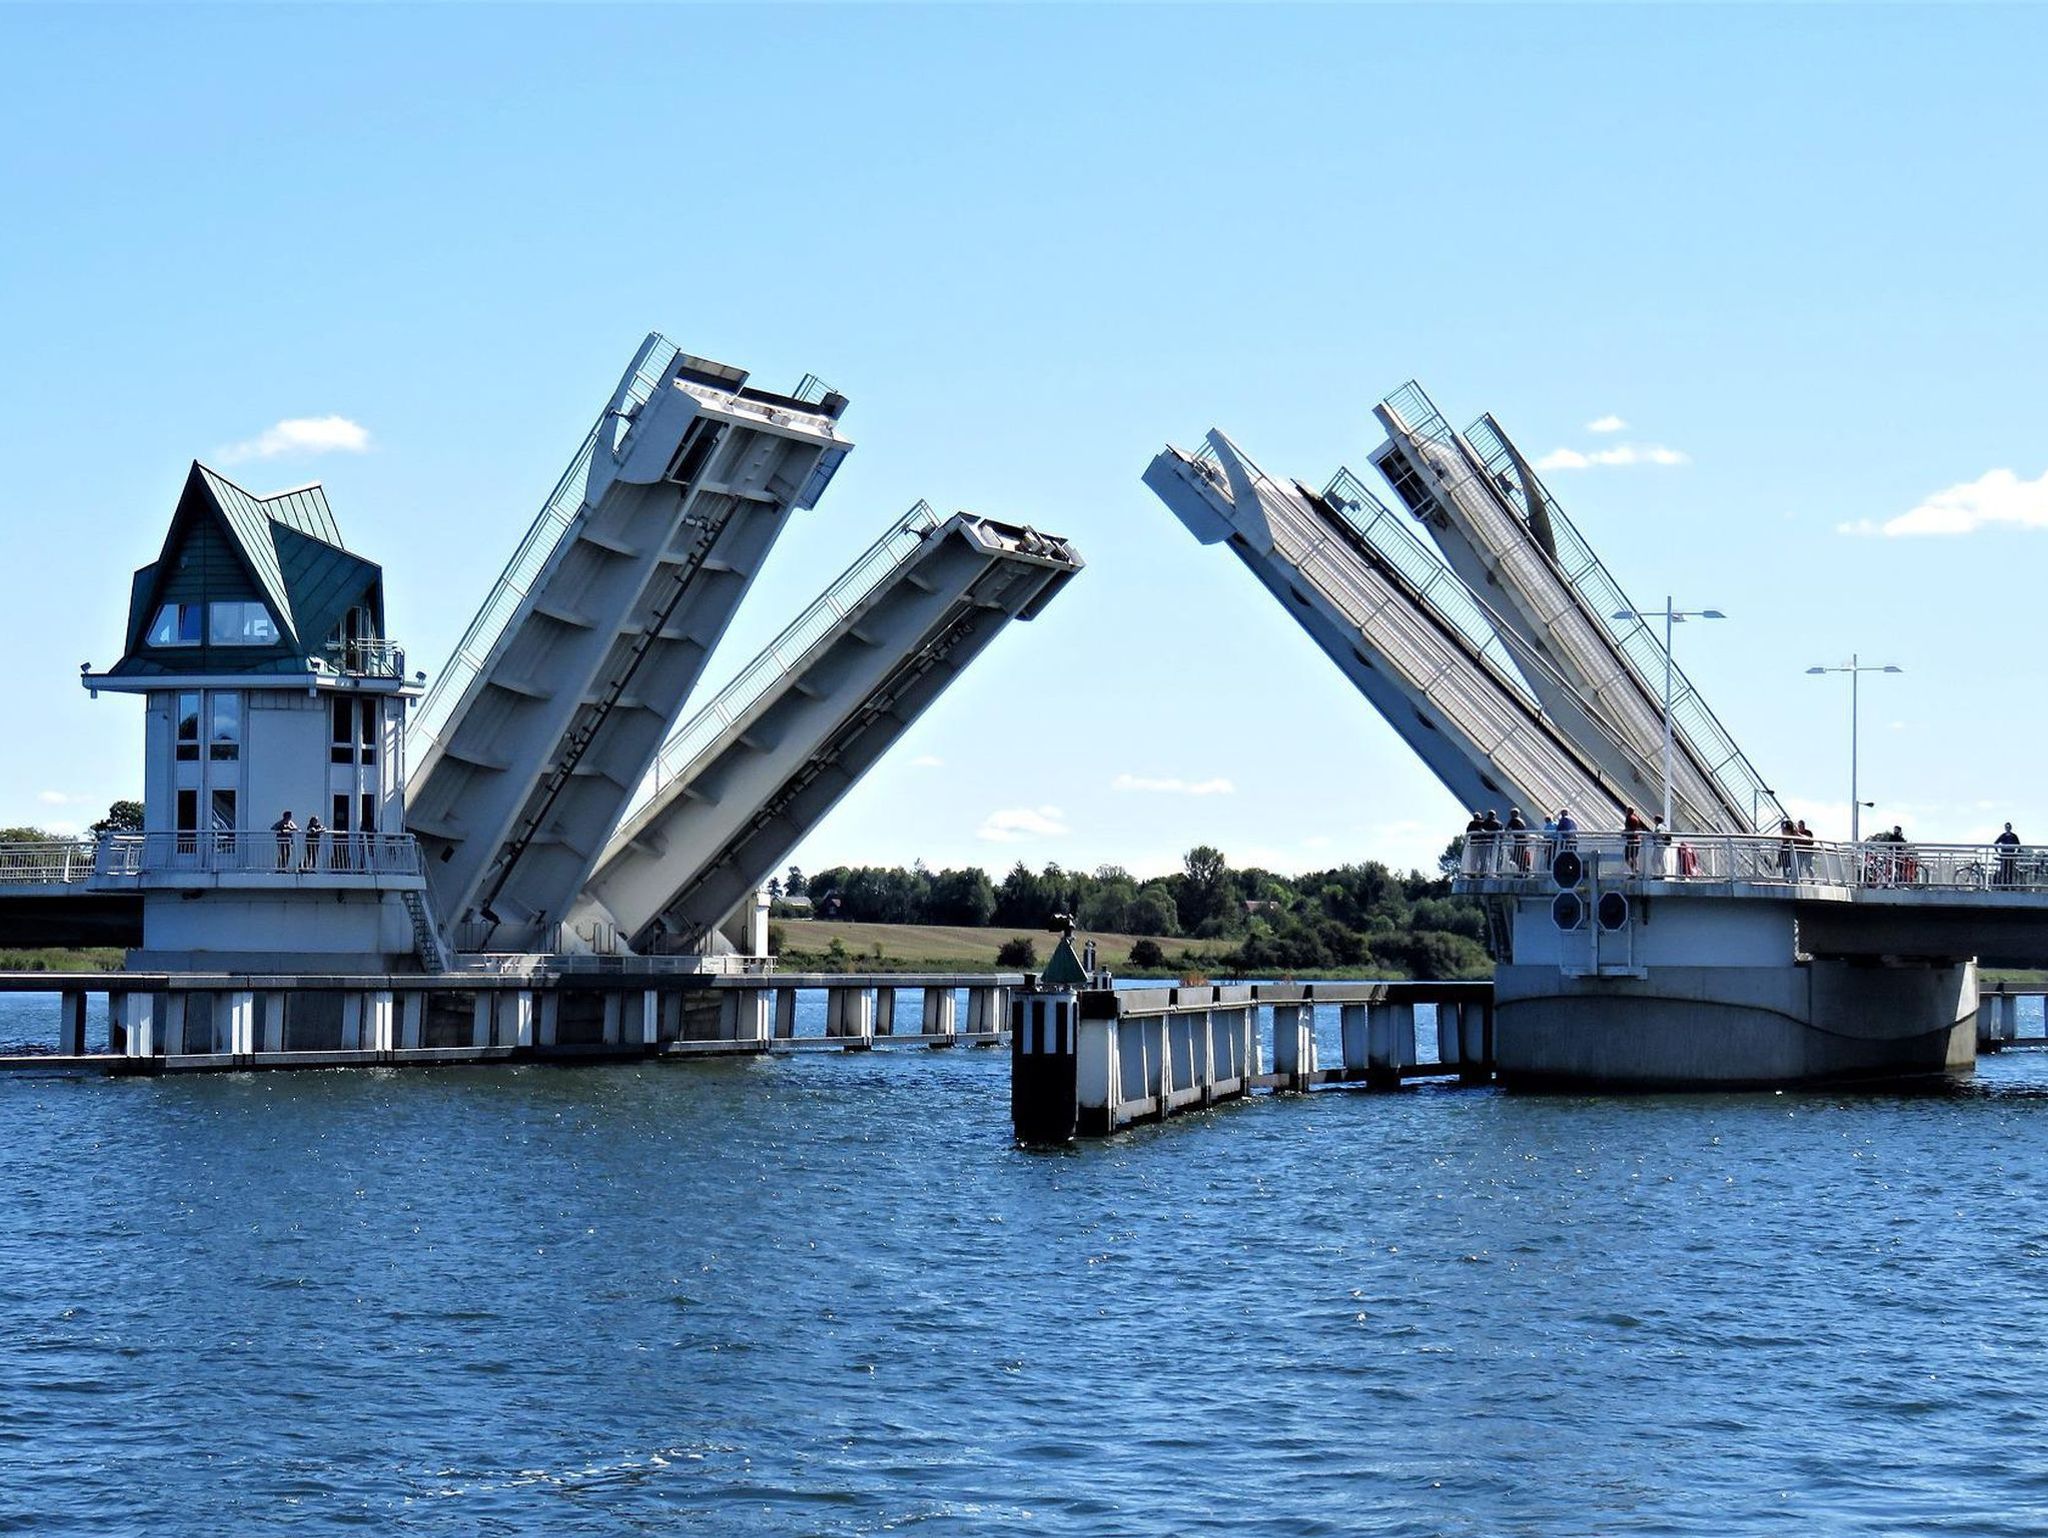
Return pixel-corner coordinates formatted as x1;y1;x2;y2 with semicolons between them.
774;920;1172;970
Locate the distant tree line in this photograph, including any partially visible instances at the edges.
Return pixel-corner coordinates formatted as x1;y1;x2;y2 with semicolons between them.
786;844;1490;979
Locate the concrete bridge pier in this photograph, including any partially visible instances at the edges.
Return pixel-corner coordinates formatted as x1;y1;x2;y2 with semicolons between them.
874;987;896;1038
827;986;874;1049
773;988;797;1040
966;985;1005;1042
1979;988;2019;1052
57;991;86;1057
718;987;771;1045
1272;1000;1316;1091
922;986;958;1044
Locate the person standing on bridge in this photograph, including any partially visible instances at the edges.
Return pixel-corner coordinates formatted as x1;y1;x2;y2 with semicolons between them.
1997;822;2021;887
1622;806;1649;872
271;810;296;872
1555;808;1578;855
1464;811;1486;875
1480;809;1504;872
1507;807;1531;872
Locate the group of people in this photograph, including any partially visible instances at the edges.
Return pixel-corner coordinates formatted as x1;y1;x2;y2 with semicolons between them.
1464;804;1693;877
1460;806;2037;891
270;809;345;872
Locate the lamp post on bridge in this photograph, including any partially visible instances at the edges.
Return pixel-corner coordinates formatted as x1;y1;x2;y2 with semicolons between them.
1805;655;1902;844
1612;597;1725;833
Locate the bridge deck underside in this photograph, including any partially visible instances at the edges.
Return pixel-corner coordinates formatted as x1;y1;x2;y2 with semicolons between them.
582;515;1079;952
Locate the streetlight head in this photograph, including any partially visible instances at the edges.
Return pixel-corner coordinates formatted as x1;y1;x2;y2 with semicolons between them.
1611;610;1637;622
1881;665;1903;674
1805;667;1827;675
1700;609;1726;620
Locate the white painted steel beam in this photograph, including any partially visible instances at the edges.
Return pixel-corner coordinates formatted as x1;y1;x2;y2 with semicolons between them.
1370;385;1746;832
1145;433;1625;827
574;508;1081;954
406;336;853;949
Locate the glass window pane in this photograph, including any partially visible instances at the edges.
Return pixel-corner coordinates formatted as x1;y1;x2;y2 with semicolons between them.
176;789;198;832
176;693;200;761
150;604;203;646
360;700;376;749
210;789;236;833
178;604;202;643
209;602;278;646
331;696;350;743
209;693;240;760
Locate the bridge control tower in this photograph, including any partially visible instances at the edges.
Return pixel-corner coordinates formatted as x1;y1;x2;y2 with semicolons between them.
81;464;433;971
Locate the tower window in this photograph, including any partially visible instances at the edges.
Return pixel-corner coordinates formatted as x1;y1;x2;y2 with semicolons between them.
175;693;201;761
209;693;241;761
207;603;279;646
149;603;203;646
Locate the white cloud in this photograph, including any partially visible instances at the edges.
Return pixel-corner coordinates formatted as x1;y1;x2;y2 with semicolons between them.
977;805;1069;843
1836;467;2048;537
36;790;77;806
1111;773;1236;796
1586;414;1628;434
220;415;371;463
909;754;945;768
1536;442;1690;472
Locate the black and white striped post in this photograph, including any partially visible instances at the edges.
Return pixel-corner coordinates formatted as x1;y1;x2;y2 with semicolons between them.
1010;918;1100;1145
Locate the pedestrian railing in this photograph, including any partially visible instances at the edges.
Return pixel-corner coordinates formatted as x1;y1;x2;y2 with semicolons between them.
1458;831;2048;895
0;841;100;884
91;831;424;879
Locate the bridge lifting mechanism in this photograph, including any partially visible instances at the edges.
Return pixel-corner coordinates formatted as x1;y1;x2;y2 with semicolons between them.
15;331;1081;979
405;335;855;953
1147;381;2044;1088
569;502;1081;957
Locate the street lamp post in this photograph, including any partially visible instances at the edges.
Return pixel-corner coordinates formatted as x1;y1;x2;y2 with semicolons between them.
1804;655;1903;843
1613;597;1725;831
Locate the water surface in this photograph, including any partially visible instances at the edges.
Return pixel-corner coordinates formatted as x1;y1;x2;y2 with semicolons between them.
3;993;2047;1535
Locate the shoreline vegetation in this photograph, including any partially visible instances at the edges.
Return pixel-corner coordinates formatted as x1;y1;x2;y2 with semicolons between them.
772;846;1492;981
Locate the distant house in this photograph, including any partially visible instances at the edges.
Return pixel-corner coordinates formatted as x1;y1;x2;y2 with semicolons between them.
1242;899;1278;917
775;894;814;917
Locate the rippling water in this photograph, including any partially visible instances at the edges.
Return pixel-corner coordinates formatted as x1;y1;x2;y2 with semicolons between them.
5;990;2048;1535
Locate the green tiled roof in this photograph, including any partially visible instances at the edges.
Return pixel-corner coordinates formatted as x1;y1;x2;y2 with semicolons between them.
112;463;382;677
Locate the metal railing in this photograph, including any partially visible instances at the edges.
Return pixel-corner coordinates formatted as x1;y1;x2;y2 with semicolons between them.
321;639;408;679
411;333;682;753
92;831;424;879
0;841;99;884
1458;831;2048;896
620;501;946;823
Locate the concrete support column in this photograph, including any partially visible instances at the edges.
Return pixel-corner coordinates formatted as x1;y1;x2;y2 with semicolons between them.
1437;1003;1463;1069
261;992;287;1053
471;993;494;1050
730;988;770;1045
773;988;797;1040
58;992;87;1058
1341;1003;1370;1076
366;991;394;1054
398;993;425;1051
1273;1003;1315;1092
828;986;874;1049
515;991;536;1048
626;989;657;1047
967;986;1001;1039
164;994;190;1056
922;987;958;1043
1075;1012;1118;1137
339;994;363;1051
117;993;157;1057
660;992;685;1044
1460;1000;1489;1079
874;988;896;1037
602;994;623;1046
227;991;256;1057
536;994;560;1048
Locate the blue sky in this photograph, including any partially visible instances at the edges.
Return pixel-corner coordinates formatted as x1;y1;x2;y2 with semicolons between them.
3;4;2045;877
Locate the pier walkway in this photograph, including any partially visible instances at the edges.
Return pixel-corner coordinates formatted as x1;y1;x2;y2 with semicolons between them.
0;970;1018;1076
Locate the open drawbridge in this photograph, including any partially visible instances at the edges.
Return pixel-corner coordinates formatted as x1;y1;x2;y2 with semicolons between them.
574;503;1081;954
1149;384;1783;838
405;334;1078;959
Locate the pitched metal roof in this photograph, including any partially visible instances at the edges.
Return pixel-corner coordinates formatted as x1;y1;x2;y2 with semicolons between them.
113;464;382;675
